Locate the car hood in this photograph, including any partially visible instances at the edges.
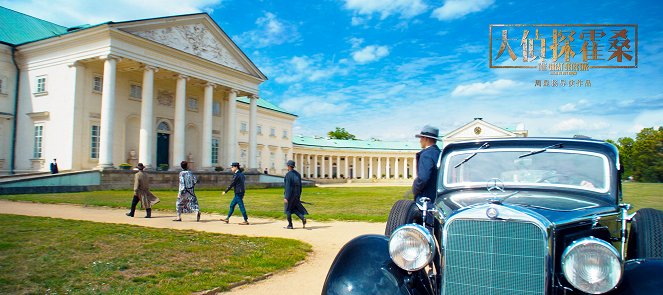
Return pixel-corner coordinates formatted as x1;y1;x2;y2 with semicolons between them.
438;190;618;224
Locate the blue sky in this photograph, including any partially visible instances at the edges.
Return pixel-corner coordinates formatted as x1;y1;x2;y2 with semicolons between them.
2;0;662;141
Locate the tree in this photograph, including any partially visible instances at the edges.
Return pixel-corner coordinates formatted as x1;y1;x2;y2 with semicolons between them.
328;127;356;140
610;127;663;182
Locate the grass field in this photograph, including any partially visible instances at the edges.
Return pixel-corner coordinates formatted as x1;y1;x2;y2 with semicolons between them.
0;183;661;222
0;214;311;294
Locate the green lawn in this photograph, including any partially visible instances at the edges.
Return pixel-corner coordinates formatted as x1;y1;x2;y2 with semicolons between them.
0;214;311;295
1;183;661;222
0;186;412;222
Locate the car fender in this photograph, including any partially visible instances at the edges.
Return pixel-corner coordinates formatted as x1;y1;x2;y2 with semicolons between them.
322;234;429;295
611;258;663;294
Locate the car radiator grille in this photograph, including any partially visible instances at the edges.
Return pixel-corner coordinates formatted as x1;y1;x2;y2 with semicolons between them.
443;219;547;295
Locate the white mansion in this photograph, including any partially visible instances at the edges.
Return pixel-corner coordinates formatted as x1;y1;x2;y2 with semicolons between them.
0;7;296;174
0;7;527;178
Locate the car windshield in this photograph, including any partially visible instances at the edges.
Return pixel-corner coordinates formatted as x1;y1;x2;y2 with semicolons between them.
443;148;610;192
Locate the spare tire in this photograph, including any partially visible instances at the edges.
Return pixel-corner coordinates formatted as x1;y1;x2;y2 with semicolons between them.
385;200;423;236
627;208;663;259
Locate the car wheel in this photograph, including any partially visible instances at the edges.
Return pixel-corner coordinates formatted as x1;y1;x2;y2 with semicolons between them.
385;200;423;236
627;208;663;259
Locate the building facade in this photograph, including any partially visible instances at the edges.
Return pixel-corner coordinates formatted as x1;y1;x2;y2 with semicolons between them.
0;7;296;174
292;118;527;180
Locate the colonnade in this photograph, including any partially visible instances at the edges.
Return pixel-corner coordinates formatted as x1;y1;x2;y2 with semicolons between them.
292;153;418;180
96;55;260;171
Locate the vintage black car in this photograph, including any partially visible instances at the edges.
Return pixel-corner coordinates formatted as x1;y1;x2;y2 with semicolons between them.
323;137;663;295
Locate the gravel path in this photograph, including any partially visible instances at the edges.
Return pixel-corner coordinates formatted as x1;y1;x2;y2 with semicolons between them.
0;200;385;294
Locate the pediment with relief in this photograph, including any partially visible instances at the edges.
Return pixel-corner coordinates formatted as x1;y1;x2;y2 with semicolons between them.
132;24;248;73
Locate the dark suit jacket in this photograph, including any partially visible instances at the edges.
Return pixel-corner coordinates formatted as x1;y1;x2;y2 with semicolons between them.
224;170;246;196
412;144;441;201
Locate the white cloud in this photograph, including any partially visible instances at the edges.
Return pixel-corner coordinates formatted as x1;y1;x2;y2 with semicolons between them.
343;0;428;20
432;0;495;21
234;12;300;48
272;55;346;84
0;0;221;26
550;118;610;133
280;95;349;117
451;79;520;97
559;99;592;113
352;45;390;64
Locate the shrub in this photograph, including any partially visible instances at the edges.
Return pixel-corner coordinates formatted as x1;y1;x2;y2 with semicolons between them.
158;164;169;171
214;166;224;172
119;163;132;170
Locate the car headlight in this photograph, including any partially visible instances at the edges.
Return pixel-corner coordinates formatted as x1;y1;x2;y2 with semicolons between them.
388;224;435;271
561;237;623;294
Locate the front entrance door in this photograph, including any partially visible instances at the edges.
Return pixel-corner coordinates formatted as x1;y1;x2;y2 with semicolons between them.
157;133;170;169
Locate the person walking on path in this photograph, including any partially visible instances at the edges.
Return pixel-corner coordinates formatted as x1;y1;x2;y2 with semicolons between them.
174;161;201;222
283;160;308;229
50;158;59;174
126;163;160;218
220;162;249;225
412;125;442;204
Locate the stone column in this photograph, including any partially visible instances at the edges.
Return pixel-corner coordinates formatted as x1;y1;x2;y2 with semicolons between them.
369;157;374;179
138;65;157;169
361;156;366;179
394;157;400;179
248;95;259;171
173;75;188;168
386;157;391;179
226;89;238;163
336;155;341;178
344;156;349;179
412;157;417;179
377;157;382;179
352;156;357;179
403;157;408;179
313;155;319;178
201;82;215;170
98;55;118;169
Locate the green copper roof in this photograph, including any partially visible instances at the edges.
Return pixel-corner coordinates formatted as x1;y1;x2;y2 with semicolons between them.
293;135;424;151
237;96;296;117
0;6;69;45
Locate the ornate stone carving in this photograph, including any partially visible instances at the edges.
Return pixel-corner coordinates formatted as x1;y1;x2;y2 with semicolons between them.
133;24;248;73
157;89;174;106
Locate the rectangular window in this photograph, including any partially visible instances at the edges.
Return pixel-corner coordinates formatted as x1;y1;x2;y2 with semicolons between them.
90;125;100;159
270;128;276;137
257;125;262;135
35;76;47;93
33;125;43;158
211;138;219;164
0;78;4;94
187;97;198;111
129;83;142;99
92;75;103;92
240;122;248;132
213;101;221;116
283;130;289;139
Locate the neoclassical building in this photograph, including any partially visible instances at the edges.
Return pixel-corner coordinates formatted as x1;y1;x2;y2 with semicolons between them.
0;7;296;174
292;118;527;180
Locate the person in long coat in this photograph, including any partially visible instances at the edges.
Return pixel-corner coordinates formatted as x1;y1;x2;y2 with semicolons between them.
283;160;308;229
174;161;200;222
126;163;160;218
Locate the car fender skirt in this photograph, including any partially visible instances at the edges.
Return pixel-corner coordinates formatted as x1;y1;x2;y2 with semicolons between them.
613;259;663;294
322;234;425;295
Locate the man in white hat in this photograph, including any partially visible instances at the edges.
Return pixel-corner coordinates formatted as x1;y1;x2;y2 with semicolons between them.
413;125;441;203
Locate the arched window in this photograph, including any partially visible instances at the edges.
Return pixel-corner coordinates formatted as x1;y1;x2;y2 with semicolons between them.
157;121;171;133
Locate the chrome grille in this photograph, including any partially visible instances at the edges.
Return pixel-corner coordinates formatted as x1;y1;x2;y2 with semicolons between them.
443;219;547;295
